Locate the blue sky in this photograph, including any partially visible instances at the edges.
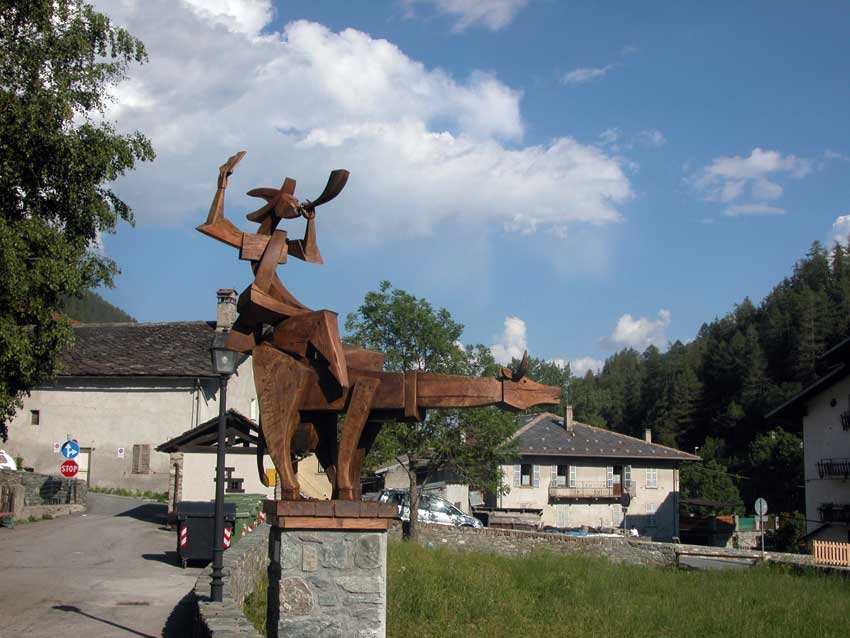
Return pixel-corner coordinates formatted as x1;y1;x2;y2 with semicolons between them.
95;0;850;375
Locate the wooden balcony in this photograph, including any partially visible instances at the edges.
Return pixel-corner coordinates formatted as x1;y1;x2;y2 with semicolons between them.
549;480;636;501
817;458;850;479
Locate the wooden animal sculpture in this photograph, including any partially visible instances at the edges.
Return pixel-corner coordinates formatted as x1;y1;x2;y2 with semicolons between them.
196;152;562;502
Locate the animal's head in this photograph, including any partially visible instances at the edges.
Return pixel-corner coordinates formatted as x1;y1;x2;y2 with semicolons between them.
245;170;350;224
497;351;561;411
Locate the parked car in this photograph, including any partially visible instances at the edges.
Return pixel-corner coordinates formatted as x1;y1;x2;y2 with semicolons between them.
376;489;483;528
0;450;17;471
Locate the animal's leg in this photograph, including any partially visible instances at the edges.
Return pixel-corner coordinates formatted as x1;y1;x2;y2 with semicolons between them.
253;345;310;500
336;378;380;500
347;420;383;501
311;413;339;497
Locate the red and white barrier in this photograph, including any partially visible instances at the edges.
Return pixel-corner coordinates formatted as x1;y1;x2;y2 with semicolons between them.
223;526;232;549
241;522;248;537
179;526;188;548
258;511;266;524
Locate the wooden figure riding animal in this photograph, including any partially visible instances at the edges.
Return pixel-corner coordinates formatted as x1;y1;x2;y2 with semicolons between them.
196;152;561;501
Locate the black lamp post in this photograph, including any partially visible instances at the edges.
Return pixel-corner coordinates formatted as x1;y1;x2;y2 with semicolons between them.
210;332;238;602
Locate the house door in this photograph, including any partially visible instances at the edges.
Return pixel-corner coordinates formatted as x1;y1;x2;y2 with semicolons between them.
77;448;92;486
612;466;622;496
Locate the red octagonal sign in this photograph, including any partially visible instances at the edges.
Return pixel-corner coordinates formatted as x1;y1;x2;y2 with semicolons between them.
60;460;79;478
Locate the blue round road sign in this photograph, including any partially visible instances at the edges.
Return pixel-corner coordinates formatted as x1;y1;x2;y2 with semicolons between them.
61;440;80;460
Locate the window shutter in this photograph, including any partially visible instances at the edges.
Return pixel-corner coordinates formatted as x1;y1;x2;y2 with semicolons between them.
624;465;632;484
607;466;614;488
132;444;151;475
550;465;557;482
532;465;540;488
569;465;576;488
513;465;521;487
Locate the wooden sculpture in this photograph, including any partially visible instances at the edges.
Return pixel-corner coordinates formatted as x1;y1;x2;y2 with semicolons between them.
197;152;561;502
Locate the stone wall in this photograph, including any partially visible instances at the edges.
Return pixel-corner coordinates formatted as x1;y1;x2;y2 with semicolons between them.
398;522;815;568
194;523;269;638
268;527;387;638
0;468;86;519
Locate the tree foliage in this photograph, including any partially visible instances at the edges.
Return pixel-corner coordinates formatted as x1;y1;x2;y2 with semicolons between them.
0;1;153;440
345;281;517;539
567;239;848;515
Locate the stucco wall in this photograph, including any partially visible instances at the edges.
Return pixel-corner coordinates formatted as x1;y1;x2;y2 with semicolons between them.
499;459;680;540
6;358;257;493
802;374;850;536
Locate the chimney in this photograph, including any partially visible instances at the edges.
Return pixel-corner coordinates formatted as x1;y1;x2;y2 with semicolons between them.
565;405;574;433
645;429;652;444
216;288;237;331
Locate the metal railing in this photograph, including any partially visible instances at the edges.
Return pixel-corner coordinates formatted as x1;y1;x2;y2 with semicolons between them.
818;503;850;523
549;480;636;500
817;458;850;479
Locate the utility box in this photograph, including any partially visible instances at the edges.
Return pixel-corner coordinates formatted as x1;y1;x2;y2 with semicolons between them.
175;501;236;568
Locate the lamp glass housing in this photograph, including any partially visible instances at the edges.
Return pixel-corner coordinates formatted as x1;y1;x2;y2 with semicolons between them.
210;332;238;376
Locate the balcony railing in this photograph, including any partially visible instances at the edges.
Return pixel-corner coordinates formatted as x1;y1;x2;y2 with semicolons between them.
818;503;850;523
549;480;636;500
817;458;850;479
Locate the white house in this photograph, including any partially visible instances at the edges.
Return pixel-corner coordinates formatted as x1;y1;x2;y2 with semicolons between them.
496;410;700;541
768;337;850;543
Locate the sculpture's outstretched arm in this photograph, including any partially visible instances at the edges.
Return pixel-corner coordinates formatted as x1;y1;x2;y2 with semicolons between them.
196;151;246;248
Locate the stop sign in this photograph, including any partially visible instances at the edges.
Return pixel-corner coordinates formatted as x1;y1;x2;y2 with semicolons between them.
60;460;79;478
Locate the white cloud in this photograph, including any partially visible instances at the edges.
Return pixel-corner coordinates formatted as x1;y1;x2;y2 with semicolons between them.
562;65;615;86
694;148;812;204
602;309;671;351
824;149;849;162
830;215;850;246
94;2;631;239
638;128;665;148
568;356;604;377
598;128;621;147
406;0;529;32
724;203;785;217
491;316;527;365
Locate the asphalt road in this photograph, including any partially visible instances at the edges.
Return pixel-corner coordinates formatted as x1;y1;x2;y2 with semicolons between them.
0;493;204;637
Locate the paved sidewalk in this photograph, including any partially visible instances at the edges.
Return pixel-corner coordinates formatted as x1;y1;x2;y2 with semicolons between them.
0;493;203;637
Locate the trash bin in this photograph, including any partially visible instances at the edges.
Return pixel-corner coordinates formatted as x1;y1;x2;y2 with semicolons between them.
175;501;236;568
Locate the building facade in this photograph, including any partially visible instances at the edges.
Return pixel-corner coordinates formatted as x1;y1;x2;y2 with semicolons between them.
769;337;850;543
496;411;699;541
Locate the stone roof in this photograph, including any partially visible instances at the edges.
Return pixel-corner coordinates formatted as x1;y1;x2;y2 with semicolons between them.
58;321;219;377
513;412;700;462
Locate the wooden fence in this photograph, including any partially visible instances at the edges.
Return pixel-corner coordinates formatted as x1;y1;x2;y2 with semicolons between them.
813;540;850;567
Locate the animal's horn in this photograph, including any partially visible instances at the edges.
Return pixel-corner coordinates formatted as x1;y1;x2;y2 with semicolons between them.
514;351;529;380
302;169;349;211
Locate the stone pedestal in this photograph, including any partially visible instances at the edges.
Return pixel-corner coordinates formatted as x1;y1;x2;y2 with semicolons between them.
264;500;397;638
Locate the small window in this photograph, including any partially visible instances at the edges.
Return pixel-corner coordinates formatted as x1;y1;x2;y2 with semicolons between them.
521;464;533;486
30;410;40;426
132;444;151;474
645;503;657;527
646;468;658;489
552;464;569;487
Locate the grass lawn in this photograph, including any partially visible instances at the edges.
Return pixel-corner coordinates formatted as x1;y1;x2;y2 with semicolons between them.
246;541;850;637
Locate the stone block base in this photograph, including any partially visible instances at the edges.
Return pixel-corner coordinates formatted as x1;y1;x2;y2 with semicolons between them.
267;517;388;637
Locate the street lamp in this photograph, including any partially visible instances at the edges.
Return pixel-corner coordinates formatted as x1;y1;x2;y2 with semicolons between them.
210;332;238;602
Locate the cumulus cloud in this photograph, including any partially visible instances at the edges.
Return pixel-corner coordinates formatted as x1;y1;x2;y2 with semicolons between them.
568;356;604;377
602;309;671;351
694;148;812;204
406;0;529;31
638;128;666;148
562;64;615;86
724;203;785;217
830;215;850;246
491;316;527;365
94;1;631;239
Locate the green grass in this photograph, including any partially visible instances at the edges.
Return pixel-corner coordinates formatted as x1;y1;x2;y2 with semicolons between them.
88;486;167;502
243;575;268;634
243;542;850;638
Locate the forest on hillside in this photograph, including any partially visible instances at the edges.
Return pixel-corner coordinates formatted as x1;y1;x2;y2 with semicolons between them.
63;290;135;323
524;240;850;522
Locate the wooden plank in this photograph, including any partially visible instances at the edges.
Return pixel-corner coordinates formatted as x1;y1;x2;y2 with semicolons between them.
333;501;362;518
342;344;385;371
272;517;390;530
240;233;289;263
336;378;380;500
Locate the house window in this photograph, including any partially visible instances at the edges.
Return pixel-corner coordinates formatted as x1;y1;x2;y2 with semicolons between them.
132;444;151;475
517;464;539;487
250;399;258;421
30;410;40;426
607;466;614;488
646;467;658;489
551;464;570;487
645;503;657;527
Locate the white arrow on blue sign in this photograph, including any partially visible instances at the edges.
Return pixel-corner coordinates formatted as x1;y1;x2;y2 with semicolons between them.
61;440;80;460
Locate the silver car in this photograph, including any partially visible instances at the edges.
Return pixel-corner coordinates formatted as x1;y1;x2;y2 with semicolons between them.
377;489;483;528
